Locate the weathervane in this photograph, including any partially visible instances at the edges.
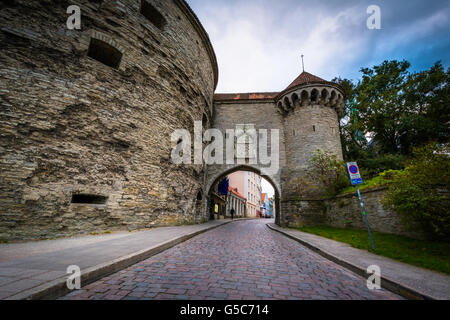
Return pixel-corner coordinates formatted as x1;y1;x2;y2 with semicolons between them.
301;54;305;72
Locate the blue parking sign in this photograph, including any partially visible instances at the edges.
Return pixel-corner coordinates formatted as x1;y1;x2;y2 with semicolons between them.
346;162;363;185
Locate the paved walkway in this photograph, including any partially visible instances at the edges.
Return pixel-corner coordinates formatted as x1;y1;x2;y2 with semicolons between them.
0;219;233;300
61;219;400;300
268;224;450;300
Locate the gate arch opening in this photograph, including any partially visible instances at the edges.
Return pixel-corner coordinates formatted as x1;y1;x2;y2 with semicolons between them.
206;165;281;225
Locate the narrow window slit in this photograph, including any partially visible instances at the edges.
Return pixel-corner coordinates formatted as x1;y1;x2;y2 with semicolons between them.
71;194;108;205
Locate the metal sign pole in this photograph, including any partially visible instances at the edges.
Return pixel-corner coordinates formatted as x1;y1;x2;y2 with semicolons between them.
356;185;375;250
346;162;375;250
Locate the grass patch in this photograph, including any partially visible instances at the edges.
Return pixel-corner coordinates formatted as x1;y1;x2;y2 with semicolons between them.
338;169;403;195
297;225;450;275
339;175;386;194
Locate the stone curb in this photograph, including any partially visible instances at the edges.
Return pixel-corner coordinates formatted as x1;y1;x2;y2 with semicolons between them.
266;223;436;300
6;219;250;300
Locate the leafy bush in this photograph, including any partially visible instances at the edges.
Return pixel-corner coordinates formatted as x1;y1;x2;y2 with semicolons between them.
358;154;407;179
307;150;349;196
382;143;450;240
379;169;402;181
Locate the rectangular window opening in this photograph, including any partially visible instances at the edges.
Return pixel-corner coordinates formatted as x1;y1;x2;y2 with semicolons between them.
140;1;167;30
71;194;108;205
87;38;122;69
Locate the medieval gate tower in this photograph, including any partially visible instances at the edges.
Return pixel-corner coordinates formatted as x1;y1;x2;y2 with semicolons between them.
0;0;344;240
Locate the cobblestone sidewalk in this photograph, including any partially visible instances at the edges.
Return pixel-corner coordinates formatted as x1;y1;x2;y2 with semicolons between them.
0;219;233;300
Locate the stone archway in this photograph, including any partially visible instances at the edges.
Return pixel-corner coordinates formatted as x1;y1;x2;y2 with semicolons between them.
211;72;345;228
206;164;282;225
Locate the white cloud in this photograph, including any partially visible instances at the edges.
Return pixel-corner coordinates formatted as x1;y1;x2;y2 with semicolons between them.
193;1;369;92
188;0;450;92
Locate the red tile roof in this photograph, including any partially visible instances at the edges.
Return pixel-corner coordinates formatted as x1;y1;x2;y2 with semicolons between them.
284;71;328;91
214;92;279;101
228;186;246;200
214;72;341;102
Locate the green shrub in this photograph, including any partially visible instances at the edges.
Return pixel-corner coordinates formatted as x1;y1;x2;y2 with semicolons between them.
382;143;450;240
379;169;402;181
358;154;407;179
307;150;350;196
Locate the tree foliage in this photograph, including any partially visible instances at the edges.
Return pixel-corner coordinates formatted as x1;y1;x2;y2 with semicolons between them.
382;143;450;240
331;61;449;238
334;60;449;174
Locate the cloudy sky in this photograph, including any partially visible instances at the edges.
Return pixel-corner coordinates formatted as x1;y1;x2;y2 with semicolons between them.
187;0;450;93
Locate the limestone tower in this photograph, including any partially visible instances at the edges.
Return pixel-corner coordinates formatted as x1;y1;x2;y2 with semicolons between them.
277;72;345;224
0;0;218;240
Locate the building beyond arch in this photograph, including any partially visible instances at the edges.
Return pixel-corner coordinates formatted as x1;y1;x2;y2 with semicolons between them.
205;165;282;225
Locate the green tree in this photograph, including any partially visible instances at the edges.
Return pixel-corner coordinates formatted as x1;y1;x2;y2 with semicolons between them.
382;143;450;240
355;60;449;156
356;60;411;154
333;60;449;177
399;62;450;154
332;77;369;161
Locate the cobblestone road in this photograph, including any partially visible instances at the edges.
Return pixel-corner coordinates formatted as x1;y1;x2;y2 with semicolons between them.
61;220;400;300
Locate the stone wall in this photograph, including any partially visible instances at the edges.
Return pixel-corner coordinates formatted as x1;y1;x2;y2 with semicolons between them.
281;188;424;239
324;188;424;239
0;0;217;240
282;91;343;173
208;100;286;190
281;199;326;228
0;1;350;240
207;99;285;224
210;89;345;227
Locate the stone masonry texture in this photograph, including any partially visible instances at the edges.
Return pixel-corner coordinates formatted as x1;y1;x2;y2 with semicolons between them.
60;220;401;300
210;84;345;227
323;188;425;239
0;0;216;240
1;0;356;241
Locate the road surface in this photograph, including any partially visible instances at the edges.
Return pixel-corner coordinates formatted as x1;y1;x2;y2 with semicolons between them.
61;219;400;300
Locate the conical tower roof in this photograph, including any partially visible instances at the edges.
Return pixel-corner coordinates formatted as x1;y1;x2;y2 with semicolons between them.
285;71;327;91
